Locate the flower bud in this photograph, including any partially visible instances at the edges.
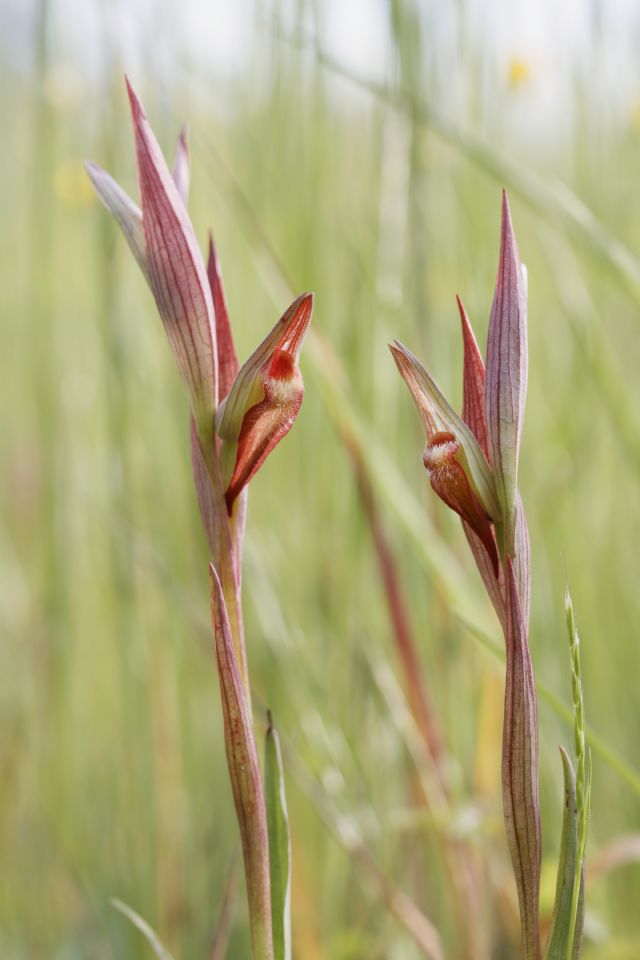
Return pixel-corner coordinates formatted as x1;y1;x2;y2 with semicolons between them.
217;293;314;514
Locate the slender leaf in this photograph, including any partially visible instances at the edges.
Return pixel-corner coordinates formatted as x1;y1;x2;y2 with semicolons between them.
544;750;580;959
565;588;592;956
264;714;292;960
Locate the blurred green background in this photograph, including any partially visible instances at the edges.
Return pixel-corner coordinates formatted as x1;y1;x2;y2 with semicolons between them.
2;0;640;956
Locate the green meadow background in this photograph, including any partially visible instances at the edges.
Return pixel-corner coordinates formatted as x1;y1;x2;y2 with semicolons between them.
2;1;640;956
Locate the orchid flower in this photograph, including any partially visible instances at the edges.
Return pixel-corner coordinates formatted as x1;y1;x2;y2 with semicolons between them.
391;192;542;959
86;79;313;508
216;291;313;515
87;78;312;960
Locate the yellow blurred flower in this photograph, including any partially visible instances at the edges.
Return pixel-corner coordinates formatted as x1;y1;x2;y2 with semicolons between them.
44;62;84;110
54;161;95;207
506;57;532;90
630;97;640;134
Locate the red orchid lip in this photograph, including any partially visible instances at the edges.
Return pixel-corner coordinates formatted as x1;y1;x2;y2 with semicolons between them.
268;349;297;381
423;431;459;465
423;431;499;577
224;371;304;516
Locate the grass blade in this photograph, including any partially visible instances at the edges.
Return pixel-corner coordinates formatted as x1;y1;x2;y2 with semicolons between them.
210;852;240;960
110;898;174;960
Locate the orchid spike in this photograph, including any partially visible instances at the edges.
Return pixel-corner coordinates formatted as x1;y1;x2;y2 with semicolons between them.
389;193;529;590
86;77;312;577
217;292;314;515
87;82;313;960
86;78;217;429
391;192;543;958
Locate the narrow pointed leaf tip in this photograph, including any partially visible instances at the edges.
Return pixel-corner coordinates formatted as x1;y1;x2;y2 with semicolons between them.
485;190;528;543
172;125;190;207
217;292;314;514
457;294;489;459
207;233;239;402
124;77;217;422
563;586;591;958
389;339;500;522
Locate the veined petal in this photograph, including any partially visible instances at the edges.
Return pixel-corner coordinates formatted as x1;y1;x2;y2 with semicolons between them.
514;491;531;631
172;125;190;207
208;233;239;402
224;364;304;515
485;191;528;544
457;294;489;459
389;340;500;521
126;78;217;423
457;299;531;623
210;567;274;960
85;161;148;278
424;433;499;576
217;293;313;442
